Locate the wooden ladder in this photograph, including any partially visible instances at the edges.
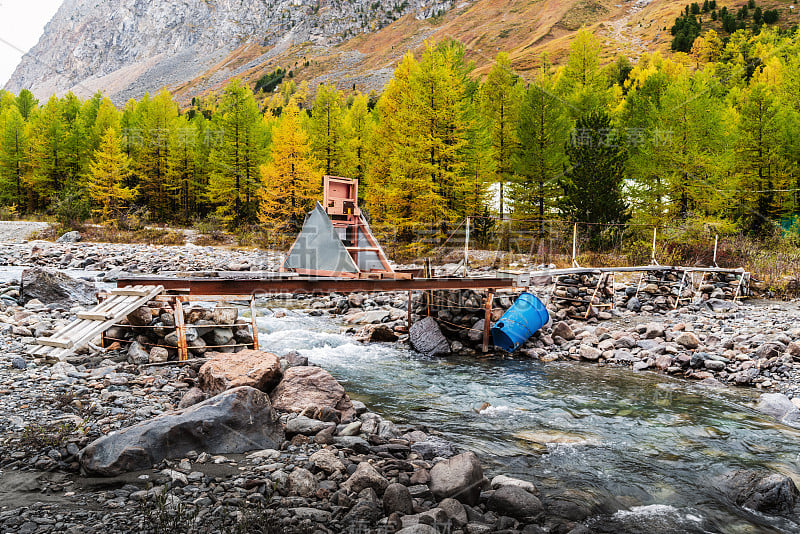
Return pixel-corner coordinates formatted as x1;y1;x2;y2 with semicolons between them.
29;285;165;361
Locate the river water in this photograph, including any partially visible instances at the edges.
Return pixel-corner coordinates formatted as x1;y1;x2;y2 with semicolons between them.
256;306;800;533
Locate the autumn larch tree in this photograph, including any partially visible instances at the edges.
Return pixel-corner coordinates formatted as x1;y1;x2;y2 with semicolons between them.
87;128;137;223
207;79;265;226
259;98;321;231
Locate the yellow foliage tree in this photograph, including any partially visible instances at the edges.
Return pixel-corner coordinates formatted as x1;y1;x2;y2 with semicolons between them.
87;128;136;223
258;99;321;231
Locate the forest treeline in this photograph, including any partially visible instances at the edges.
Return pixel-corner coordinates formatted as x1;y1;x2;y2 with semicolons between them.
1;25;799;245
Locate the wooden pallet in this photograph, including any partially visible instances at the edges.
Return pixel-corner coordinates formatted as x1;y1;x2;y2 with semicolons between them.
29;285;165;361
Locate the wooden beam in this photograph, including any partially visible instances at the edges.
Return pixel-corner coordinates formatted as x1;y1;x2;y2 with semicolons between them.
482;290;494;353
117;276;515;295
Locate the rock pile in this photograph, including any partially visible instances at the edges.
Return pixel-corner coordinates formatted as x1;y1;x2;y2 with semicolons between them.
110;300;257;364
0;240;282;275
54;349;557;533
520;301;800;397
409;290;519;353
550;272;613;319
614;269;745;314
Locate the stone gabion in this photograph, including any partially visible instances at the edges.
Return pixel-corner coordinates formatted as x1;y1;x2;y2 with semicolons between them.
106;301;256;364
411;289;518;350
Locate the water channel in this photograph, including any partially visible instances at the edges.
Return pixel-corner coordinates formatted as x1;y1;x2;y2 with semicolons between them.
256;306;800;533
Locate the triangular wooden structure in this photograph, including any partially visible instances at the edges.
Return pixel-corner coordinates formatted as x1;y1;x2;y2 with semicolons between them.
282;176;399;278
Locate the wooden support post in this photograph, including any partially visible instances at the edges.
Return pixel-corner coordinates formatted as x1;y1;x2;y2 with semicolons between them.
173;297;189;362
482;290;495;353
584;273;606;319
634;272;645;298
249;296;260;350
610;272;616;310
674;270;688;309
733;272;748;301
407;290;413;329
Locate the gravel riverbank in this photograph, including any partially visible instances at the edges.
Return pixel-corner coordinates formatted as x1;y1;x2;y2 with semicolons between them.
0;239;799;533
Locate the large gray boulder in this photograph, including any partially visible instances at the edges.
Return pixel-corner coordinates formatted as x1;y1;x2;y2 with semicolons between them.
56;230;81;243
20;267;95;306
755;393;800;427
80;386;284;476
429;451;484;505
409;317;450;357
717;469;799;514
487;485;544;519
270;366;356;422
198;350;282;395
341;461;389;494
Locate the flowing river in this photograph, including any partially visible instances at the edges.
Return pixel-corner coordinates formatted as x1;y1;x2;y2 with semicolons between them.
256;306;800;533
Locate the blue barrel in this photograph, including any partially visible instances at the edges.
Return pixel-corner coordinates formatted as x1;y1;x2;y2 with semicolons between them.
491;292;549;352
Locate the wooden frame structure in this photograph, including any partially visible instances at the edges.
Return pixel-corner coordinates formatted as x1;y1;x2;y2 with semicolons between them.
282;176;400;279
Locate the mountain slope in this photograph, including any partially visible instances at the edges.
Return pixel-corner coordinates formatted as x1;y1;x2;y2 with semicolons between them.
5;0;454;102
6;0;800;103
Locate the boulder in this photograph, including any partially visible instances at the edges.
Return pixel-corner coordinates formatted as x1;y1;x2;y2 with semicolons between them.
429;451;484;506
755;393;800;427
717;469;799;514
705;298;737;313
383;482;414;515
80;386;284;476
644;323;665;339
396;526;439;534
20;267;95;306
149;347;169;363
188;336;207;355
126;306;154;327
211;303;238;325
487;485;544;519
287;467;318;498
409;317;451;357
309;448;345;473
756;342;784;360
580;345;601;361
786;341;800;360
127;341;150;365
438;498;468;526
341;461;389;494
270;366;356;421
490;474;538;494
56;230;81;243
177;387;206;409
358;324;399;343
206;328;234;347
467;319;486;342
551;321;575;341
283;351;309;367
198;350;282;395
233;327;254;345
286;415;335;435
675;332;700;349
410;437;458;460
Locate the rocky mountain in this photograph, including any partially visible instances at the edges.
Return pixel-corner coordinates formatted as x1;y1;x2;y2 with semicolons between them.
7;0;798;104
5;0;454;102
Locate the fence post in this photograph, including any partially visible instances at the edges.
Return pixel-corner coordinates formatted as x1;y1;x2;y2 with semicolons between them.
713;234;719;267
463;216;470;277
571;223;579;267
651;227;658;265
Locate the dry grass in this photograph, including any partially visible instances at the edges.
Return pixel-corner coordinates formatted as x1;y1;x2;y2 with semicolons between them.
82;226;186;246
